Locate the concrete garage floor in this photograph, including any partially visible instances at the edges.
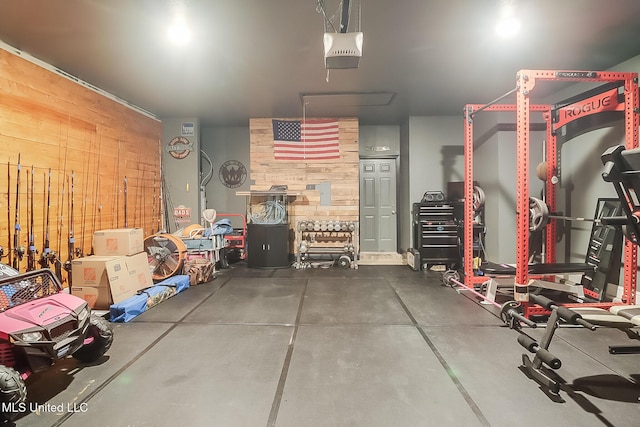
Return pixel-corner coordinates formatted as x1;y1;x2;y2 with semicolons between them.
12;264;640;427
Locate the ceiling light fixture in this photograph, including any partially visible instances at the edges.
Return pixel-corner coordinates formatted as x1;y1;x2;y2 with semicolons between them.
167;22;192;45
166;1;192;46
495;0;521;39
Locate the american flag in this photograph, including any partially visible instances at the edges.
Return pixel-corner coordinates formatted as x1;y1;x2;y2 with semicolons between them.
272;119;340;160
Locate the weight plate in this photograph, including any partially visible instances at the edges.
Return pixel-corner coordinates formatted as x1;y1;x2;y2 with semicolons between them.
338;255;351;268
442;269;460;286
500;300;522;325
529;197;549;232
473;186;485;211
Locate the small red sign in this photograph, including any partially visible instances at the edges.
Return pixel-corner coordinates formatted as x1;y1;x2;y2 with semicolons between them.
173;207;191;218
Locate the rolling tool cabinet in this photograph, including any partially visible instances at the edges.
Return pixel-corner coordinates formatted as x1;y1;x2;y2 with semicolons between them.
412;202;460;269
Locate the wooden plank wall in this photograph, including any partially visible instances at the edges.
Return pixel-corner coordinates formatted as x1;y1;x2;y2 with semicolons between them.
0;48;161;280
249;118;359;241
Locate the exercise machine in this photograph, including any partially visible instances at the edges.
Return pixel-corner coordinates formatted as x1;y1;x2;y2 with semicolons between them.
459;70;639;317
502;144;640;393
478;197;624;304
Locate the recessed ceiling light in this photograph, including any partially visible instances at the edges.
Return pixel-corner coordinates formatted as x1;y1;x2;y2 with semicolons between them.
495;0;521;39
167;22;192;45
495;16;521;38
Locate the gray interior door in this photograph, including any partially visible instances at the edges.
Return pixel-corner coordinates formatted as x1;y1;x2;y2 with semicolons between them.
359;158;397;252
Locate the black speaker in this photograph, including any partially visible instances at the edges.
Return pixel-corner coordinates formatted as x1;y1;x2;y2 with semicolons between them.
422;191;445;203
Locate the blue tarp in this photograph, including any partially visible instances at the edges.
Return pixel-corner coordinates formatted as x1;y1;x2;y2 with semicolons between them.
109;275;190;323
203;218;233;237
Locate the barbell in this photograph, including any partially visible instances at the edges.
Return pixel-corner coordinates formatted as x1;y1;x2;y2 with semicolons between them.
441;269;538;329
468;189;610;231
528;196;617;232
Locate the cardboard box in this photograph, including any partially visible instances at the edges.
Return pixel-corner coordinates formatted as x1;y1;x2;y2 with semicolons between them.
72;256;120;288
93;228;144;256
105;252;153;304
70;285;112;310
71;255;121;309
124;251;154;289
71;253;153;308
106;252;153;304
102;256;130;304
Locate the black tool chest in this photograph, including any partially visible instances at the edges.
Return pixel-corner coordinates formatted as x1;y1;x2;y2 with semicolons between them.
412;202;460;269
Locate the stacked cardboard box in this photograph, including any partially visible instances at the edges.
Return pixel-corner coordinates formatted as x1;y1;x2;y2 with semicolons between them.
93;228;144;256
72;228;152;309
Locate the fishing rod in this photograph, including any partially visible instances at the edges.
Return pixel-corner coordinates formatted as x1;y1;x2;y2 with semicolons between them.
162;173;174;232
54;173;66;283
80;174;88;258
133;171;139;228
5;162;11;266
123;176;128;228
56;120;70;282
39;168;52;269
12;154;24;271
63;171;75;286
142;173;147;233
26;167;31;270
90;174;99;255
151;172;156;235
90;138;102;255
26;166;37;271
80;135;93;257
113;140;120;229
157;142;163;233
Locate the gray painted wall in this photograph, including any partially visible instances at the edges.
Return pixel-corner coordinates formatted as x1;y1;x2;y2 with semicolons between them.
408;116;465;206
556;126;624;262
161;117;200;233
200;126;251;229
474;112;545;263
399;121;411;252
359;125;400;157
404;116;465;251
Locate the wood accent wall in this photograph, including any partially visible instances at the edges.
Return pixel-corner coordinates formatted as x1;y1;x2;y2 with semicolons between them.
249;118;359;238
0;48;161;280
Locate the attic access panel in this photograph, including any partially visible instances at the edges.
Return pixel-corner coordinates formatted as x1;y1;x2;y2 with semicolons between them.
300;91;396;109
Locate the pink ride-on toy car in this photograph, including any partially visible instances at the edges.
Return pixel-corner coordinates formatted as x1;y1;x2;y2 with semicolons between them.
0;266;114;422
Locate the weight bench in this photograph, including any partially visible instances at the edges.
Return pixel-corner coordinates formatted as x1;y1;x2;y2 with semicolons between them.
506;294;640;393
570;305;640;354
480;262;594;303
503;145;640;393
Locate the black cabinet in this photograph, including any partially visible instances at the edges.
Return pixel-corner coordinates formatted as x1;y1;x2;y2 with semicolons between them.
412;202;460;269
247;223;289;268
